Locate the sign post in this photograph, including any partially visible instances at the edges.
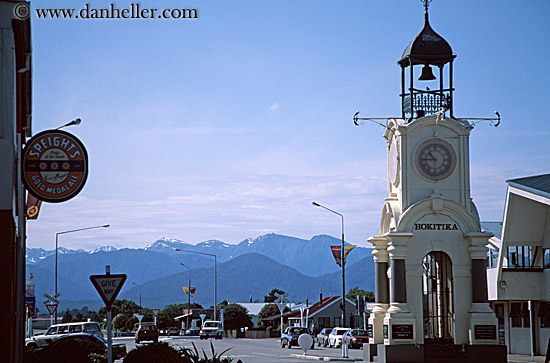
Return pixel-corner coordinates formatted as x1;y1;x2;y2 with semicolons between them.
90;266;126;363
152;309;160;326
274;292;289;338
44;302;58;326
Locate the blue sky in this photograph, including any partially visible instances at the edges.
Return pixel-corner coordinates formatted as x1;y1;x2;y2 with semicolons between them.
26;0;550;250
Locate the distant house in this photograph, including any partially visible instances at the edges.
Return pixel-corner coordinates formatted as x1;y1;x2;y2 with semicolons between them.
174;308;214;330
286;295;357;332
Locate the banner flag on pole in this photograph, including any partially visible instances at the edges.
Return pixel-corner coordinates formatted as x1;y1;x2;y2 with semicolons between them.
26;193;42;220
183;286;196;297
330;245;356;267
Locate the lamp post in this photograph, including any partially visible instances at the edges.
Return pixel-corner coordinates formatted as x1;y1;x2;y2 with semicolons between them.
175;249;217;321
312;201;346;328
180;263;192;330
55;224;109;321
132;282;142;308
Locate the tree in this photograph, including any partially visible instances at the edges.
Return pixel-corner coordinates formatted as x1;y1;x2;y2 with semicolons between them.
112;313;128;330
346;287;375;305
62;310;73;323
264;288;286;303
257;303;280;329
223;303;252;330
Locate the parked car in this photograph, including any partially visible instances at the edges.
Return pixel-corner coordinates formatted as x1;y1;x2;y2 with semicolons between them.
182;328;201;336
316;328;332;347
328;327;349;348
200;320;224;339
135;322;159;344
24;333;126;363
343;329;369;348
281;326;315;349
26;321;103;350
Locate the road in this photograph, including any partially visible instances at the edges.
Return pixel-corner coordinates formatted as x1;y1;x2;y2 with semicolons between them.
114;336;365;362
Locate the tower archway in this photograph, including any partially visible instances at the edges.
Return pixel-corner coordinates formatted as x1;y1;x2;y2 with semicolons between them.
423;251;454;343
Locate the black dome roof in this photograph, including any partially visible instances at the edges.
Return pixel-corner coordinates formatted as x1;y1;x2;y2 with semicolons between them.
398;13;454;67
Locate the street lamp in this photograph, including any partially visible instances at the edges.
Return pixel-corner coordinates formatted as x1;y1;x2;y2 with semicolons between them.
312;201;347;328
175;249;217;321
180;263;192;330
55;224;109;321
132;282;142;308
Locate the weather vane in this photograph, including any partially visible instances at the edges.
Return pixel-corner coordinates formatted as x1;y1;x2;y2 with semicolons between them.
421;0;432;13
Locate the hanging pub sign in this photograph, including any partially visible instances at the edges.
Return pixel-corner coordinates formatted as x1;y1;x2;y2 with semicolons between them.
22;129;88;203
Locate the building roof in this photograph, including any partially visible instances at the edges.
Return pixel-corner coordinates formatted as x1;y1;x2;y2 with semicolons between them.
507;174;550;198
287;296;342;319
481;221;503;240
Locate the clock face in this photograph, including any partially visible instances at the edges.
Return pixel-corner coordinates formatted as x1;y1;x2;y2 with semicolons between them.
388;141;399;186
414;139;456;181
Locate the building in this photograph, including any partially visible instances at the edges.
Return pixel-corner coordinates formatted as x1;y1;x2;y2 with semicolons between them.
486;174;550;355
286;295;357;332
364;2;505;362
0;1;32;362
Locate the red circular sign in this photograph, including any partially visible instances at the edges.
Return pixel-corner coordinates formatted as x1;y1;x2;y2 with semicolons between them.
22;129;88;203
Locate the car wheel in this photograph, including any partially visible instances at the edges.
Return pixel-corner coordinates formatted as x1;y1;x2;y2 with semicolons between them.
154;338;158;343
281;340;285;348
287;341;292;349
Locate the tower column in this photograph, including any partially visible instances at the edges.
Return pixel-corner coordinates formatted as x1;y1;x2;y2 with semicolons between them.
368;236;389;344
384;233;416;345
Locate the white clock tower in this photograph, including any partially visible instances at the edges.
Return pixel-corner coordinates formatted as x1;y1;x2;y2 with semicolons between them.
364;2;505;362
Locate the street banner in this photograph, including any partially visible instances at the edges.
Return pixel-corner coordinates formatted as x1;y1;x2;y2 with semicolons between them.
330;245;356;267
26;193;42;220
183;286;196;297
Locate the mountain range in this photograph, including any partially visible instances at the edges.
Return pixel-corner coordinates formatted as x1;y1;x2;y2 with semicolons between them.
26;234;374;312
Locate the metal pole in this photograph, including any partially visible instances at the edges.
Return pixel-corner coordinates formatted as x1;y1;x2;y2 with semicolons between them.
175;250;217;321
188;275;191;329
341;217;345;328
55;224;109;323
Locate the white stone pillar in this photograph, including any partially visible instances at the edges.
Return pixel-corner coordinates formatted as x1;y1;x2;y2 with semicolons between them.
368;236;389;344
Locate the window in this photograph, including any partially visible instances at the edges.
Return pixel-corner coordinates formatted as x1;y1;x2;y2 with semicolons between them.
544;249;550;269
318;317;330;328
510;302;530;328
69;325;82;333
45;327;57;335
84;324;100;333
540;303;550;328
487;248;498;269
333;317;341;327
506;246;542;269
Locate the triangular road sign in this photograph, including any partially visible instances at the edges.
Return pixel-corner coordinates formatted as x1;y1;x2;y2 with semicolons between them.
45;303;58;315
90;273;127;307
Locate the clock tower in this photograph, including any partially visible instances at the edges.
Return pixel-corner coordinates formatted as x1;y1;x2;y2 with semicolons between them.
365;2;505;362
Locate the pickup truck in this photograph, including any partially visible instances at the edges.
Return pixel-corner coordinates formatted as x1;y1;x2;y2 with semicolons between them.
199;320;223;339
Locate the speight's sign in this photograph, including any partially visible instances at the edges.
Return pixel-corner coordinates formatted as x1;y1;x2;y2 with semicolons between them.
22;130;88;203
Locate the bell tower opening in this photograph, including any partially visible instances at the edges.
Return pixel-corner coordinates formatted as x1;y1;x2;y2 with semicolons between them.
422;251;454;343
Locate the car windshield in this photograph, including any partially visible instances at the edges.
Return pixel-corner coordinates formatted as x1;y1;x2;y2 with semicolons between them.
336;330;346;335
289;328;308;335
350;330;367;335
45;327;57;335
203;322;219;328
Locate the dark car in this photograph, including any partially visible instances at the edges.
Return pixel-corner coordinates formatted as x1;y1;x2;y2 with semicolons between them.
281;327;315;349
183;328;201;336
343;329;369;349
316;327;332;347
24;333;126;363
135;322;159;344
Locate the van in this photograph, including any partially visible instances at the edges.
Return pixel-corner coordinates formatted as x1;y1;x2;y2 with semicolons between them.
26;321;103;350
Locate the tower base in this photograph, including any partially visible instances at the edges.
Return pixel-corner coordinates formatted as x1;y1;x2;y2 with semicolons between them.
363;343;507;363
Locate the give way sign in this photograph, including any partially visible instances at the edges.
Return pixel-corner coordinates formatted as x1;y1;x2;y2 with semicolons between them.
90;273;127;307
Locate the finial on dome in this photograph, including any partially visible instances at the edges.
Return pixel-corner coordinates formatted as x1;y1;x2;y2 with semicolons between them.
421;0;432;13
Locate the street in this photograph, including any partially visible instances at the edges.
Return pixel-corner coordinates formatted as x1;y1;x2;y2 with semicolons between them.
114;336;365;363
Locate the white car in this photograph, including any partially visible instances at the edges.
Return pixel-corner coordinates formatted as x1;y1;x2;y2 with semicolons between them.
26;321;103;350
328;327;349;348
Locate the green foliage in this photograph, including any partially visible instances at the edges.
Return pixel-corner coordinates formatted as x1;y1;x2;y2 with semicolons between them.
222;304;252;330
122;342;234;363
123;342;184;363
98;299;140;320
157;303;203;329
257;303;280;329
62;310;73;323
263;288;285;303
346;287;375;304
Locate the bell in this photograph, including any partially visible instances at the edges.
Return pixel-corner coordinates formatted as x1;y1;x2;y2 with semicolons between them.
419;64;436;81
